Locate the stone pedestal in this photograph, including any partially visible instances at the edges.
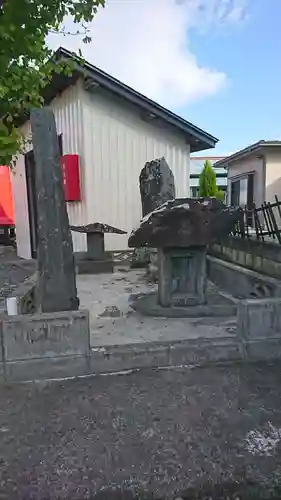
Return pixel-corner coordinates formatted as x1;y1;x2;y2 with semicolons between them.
87;232;105;260
158;247;207;307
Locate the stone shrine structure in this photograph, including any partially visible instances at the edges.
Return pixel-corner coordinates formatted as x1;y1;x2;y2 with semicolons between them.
30;108;79;313
129;198;242;316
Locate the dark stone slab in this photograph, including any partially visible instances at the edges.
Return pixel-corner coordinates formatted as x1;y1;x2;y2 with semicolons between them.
30;108;79;312
129;197;242;248
139;157;175;217
70;223;127;235
87;232;105;259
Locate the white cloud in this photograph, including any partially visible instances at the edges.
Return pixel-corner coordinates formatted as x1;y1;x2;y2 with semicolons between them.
47;0;247;110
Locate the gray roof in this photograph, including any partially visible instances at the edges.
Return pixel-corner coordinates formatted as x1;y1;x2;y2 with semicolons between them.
43;47;219;153
190;156;226;175
214;140;281;168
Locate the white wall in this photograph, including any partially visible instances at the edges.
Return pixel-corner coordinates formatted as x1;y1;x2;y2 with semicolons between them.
82;89;190;250
13;81;191;257
265;148;281;203
12;80;87;259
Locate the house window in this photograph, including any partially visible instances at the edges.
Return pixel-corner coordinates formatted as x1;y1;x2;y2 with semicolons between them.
231;174;254;206
230;173;254;224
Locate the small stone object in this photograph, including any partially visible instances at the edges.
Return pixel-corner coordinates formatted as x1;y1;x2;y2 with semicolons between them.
139;157;175;217
131;247;152;268
30;108;79;313
99;306;123;318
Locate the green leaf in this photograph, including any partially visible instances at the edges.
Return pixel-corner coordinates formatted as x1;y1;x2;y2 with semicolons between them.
0;0;105;168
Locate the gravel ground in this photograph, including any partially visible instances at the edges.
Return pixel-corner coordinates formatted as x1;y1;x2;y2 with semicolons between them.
0;247;36;309
1;363;281;499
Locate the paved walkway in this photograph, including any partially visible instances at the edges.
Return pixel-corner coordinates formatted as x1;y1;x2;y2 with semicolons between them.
77;269;237;347
1;363;281;499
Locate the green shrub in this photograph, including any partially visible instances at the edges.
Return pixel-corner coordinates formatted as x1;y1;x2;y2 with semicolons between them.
199;160;225;201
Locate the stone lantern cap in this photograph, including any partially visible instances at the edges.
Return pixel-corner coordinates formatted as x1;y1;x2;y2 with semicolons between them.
70;223;127;235
128;197;242;248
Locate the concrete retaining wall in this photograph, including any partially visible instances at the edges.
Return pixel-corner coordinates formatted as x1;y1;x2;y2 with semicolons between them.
207;256;281;360
207;255;281;299
209;236;281;279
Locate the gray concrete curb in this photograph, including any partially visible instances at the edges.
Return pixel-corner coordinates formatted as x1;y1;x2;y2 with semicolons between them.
90;336;243;374
3;331;281;382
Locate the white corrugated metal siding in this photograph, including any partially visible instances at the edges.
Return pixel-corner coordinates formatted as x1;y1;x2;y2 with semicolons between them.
13;80;192;258
12;80;87;259
82;90;190;250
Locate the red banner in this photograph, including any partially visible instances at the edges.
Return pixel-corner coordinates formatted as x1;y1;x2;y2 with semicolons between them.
0;165;15;225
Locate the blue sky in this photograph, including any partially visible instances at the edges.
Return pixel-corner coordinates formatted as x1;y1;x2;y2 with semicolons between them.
48;0;280;156
186;0;281;154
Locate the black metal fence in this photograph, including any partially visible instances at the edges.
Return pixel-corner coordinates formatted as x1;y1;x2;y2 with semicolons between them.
232;195;281;244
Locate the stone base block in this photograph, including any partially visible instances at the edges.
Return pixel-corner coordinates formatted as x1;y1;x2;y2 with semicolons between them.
1;310;90;360
75;259;114;274
243;338;281;360
0;310;90;382
237;297;281;339
130;291;236;318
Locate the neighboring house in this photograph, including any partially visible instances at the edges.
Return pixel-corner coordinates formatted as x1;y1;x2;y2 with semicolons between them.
12;47;218;259
190;156;227;198
214;141;281;209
